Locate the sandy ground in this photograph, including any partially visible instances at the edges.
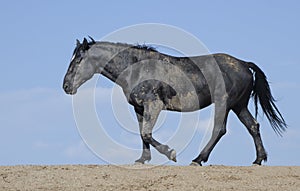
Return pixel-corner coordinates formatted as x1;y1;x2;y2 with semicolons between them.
0;165;299;191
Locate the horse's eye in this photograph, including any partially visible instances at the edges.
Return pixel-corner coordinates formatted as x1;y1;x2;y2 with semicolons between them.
75;57;82;63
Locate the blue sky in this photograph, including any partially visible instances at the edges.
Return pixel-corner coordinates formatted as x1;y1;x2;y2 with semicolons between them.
0;1;299;166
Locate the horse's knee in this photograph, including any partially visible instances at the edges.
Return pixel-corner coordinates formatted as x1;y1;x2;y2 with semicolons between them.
141;133;152;143
219;128;226;136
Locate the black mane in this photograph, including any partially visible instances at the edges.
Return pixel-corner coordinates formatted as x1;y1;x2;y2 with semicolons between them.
132;44;158;52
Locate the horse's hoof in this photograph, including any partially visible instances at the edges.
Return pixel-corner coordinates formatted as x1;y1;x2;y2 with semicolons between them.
134;161;144;165
169;149;177;162
134;158;146;165
251;163;261;167
190;161;201;166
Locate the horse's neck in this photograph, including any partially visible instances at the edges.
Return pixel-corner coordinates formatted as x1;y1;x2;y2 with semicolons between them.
94;42;146;86
91;43;128;82
95;42;160;88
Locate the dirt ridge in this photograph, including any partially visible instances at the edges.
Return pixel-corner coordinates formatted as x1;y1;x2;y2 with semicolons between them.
1;165;299;191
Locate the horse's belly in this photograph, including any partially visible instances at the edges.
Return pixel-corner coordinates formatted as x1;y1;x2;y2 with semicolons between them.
165;92;211;112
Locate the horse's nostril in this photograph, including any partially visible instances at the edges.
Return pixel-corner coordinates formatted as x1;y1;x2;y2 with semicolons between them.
63;83;69;90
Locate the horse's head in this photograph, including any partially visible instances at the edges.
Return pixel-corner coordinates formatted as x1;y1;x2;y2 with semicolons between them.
63;37;96;95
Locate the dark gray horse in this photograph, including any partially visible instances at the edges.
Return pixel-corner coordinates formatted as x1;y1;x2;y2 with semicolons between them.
63;37;287;166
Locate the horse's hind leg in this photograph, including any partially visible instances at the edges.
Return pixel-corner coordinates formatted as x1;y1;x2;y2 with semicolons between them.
136;100;176;163
234;107;267;165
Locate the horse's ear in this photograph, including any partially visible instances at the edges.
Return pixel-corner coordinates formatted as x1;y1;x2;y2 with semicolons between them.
88;36;96;44
76;39;80;46
82;38;89;50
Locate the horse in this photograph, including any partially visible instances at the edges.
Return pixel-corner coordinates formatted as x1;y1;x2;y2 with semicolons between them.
63;37;287;166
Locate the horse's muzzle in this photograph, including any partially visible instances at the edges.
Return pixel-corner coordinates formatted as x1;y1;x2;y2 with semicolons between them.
63;82;77;95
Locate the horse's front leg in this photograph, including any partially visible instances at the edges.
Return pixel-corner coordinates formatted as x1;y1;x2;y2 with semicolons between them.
135;110;151;164
136;100;177;164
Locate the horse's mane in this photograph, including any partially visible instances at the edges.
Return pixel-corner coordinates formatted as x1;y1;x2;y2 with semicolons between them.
91;41;158;53
131;44;158;52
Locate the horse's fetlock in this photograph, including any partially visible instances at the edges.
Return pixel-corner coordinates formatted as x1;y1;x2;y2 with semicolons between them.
156;144;170;153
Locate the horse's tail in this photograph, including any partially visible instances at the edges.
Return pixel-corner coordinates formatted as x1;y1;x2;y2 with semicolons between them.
248;62;287;136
